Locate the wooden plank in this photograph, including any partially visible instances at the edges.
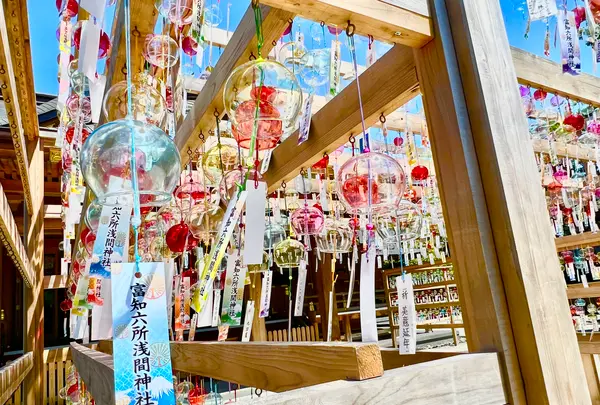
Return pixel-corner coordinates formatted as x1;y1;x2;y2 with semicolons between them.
532;139;597;162
413;0;525;402
582;354;600;405
56;358;64;405
69;343;115;405
170;341;383;392
175;5;294;159
259;0;432;48
250;274;267;341
0;0;33;212
242;353;506;405
567;283;600;299
315;254;341;341
0;353;33;405
23;137;45;405
440;0;590;403
48;360;55;405
0;182;34;287
43;275;68;290
263;44;419;192
379;349;461;370
512;46;600;107
556;233;600;251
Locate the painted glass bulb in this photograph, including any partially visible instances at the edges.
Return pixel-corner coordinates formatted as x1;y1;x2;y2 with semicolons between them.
166;222;198;253
182;35;198;56
155;0;193;25
103;78;166;128
202;142;239;184
84;199;102;233
337;152;406;215
224;59;302;150
273;238;305;268
218;168;262;204
66;94;92;123
300;49;330;88
290;206;325;236
410;165;429;182
264;222;287;251
315;218;352;253
65;124;90;145
278;41;307;72
563;113;585;131
204;4;222;27
80;119;181;207
186;204;224;242
144;34;179;69
56;0;78;17
248;252;270;273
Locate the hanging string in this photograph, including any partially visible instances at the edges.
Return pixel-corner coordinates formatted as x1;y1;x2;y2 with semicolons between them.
252;0;264;58
346;22;369;151
124;0;142;267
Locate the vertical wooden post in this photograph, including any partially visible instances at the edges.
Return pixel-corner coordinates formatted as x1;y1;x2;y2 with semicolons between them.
315;253;340;341
415;0;590;403
250;272;267;341
23;138;44;404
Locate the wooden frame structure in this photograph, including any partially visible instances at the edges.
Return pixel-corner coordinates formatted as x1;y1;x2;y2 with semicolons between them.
4;0;600;404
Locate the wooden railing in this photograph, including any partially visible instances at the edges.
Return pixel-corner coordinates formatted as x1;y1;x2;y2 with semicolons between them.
267;325;320;342
70;342;506;405
1;352;33;405
577;335;600;404
42;347;74;405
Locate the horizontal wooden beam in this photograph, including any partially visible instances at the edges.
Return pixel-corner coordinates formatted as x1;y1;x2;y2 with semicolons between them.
263;44;419;192
532;139;596;162
512;46;600;107
379;349;462;370
93;340;383;394
243;353;506;404
0;352;33;405
567;283;600;299
555;233;600;251
70;343;115;405
259;0;432;48
176;5;294;161
43;274;68;290
0;182;34;287
170;341;383;392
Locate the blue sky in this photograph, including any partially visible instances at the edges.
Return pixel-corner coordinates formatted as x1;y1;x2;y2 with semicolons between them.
29;0;589;96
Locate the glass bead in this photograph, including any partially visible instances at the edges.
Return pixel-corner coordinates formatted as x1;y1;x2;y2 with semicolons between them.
80;119;181;207
66;94;92;123
337;152;406;215
166;222;198;253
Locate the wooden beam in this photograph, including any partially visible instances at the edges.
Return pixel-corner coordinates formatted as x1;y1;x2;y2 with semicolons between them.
0;352;33;405
70;343;115;405
581;354;600;405
43;274;68;290
170;341;383;392
175;5;295;159
23;138;45;405
0;0;33;212
438;0;589;403
555;233;600;251
2;0;38;140
512;46;600;107
579;334;600;355
241;353;507;405
379;349;461;370
259;0;432;48
532;139;597;162
0;182;34;287
263;44;419;192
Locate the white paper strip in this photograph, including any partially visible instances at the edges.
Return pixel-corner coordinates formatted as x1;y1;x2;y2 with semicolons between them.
211;289;221;327
327;291;333;342
81;0;107;21
241;301;255;342
396;273;417;354
91;278;112;340
259;270;273;318
196;284;213;327
189;313;198;341
527;0;558;21
294;260;307;316
298;93;314;145
89;74;106;123
360;247;378;342
346;245;357;308
78;19;101;82
243;181;267;264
